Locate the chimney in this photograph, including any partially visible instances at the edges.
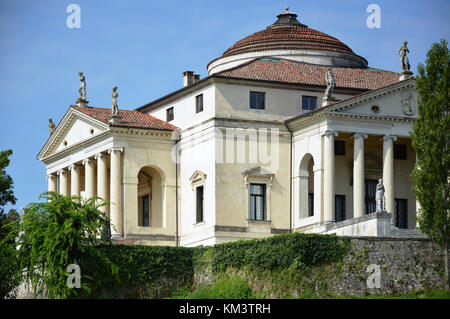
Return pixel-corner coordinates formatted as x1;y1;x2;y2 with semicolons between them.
193;74;200;84
183;71;194;87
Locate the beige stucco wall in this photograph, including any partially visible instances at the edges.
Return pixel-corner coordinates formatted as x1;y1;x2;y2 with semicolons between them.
120;132;177;246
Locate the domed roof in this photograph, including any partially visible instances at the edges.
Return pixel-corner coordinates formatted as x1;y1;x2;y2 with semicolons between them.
208;8;368;75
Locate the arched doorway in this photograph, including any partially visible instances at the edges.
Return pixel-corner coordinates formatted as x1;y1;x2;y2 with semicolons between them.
137;166;164;228
299;154;314;219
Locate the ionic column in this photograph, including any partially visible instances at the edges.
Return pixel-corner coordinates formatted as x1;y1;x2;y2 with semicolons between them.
47;173;58;193
109;147;123;237
58;169;70;196
323;131;338;223
95;153;109;212
353;133;368;218
69;164;81;197
383;135;397;222
83;158;96;199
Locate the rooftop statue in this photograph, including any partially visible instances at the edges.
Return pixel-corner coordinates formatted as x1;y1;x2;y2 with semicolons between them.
112;86;119;116
48;118;55;135
398;41;411;73
324;68;336;100
77;72;87;103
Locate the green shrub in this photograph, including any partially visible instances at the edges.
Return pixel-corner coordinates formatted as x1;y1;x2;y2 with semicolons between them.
172;277;258;299
0;241;22;298
211;233;350;273
89;244;194;298
4;192;118;298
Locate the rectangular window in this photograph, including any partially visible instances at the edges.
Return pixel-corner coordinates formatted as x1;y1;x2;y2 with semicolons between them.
250;184;266;221
308;193;314;217
334;140;345;156
394;144;407;160
196;94;204;113
395;199;408;229
166;107;174;122
250;91;265;110
196;186;204;223
365;179;377;214
335;195;346;222
302;96;317;111
142;195;150;227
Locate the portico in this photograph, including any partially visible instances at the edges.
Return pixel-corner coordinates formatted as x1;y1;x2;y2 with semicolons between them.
38;105;178;243
289;78;421;237
46;148;123;236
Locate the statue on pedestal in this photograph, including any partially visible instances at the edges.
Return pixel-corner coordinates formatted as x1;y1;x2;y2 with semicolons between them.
376;179;386;212
48;118;55;135
76;72;88;105
324;68;336;100
398;41;412;74
112;86;119;116
108;86;122;123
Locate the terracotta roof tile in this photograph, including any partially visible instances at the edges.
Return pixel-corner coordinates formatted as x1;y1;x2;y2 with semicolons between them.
71;106;178;131
222;26;364;62
216;58;400;91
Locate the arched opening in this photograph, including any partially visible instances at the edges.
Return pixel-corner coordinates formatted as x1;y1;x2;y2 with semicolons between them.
137;166;164;228
299;154;314;219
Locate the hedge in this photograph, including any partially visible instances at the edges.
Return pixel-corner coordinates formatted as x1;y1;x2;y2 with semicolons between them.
81;233;350;298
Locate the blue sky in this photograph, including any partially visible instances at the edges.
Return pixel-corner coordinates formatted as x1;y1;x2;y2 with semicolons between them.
0;0;449;212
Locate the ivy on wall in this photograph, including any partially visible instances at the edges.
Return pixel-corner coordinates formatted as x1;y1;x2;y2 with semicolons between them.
83;233;350;298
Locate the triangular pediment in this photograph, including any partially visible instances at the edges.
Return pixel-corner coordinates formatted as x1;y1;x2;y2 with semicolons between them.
38;107;109;160
327;79;418;119
243;166;274;177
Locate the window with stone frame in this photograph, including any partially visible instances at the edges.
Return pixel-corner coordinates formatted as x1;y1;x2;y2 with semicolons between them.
302;96;317;111
166;107;174;122
196;185;204;223
190;170;207;225
249;183;266;221
250;91;265;109
196;94;204;113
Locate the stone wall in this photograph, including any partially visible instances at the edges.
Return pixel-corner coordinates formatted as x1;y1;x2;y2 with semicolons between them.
194;237;445;297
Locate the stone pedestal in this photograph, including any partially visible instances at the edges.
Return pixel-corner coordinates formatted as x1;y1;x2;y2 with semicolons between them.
322;97;338;107
399;71;413;81
76;99;89;107
108;115;122;123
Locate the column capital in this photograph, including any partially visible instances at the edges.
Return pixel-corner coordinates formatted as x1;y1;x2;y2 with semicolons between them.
68;164;82;171
322;130;338;137
382;135;397;142
57;169;68;176
46;173;57;180
352;133;368;140
95;152;108;160
108;147;124;154
82;158;95;165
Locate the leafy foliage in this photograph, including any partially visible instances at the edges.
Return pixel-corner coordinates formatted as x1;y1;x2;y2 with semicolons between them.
210;233;350;273
89;244;194;298
0;241;23;299
4;192;118;298
0;208;20;240
172;277;259;299
412;39;450;248
0;149;16;214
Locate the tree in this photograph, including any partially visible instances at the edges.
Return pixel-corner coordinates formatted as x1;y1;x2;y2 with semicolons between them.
0;208;20;240
3;192;118;298
411;39;450;291
0;149;17;214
